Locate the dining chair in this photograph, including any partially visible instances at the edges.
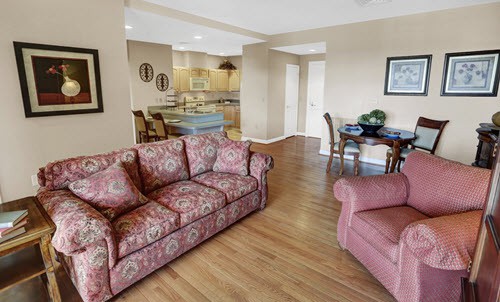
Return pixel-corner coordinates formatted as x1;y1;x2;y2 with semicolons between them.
323;112;361;175
132;110;158;143
150;112;170;140
385;116;449;173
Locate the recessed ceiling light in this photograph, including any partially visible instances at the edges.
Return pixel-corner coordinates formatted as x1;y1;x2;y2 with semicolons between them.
219;52;225;55
125;25;133;29
309;49;316;52
178;47;185;50
193;36;203;39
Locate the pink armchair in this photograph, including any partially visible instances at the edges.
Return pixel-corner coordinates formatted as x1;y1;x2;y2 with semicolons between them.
334;152;491;302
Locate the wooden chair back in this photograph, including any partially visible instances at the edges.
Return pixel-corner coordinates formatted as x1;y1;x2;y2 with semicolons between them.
151;113;169;139
132;110;148;132
411;117;449;154
323;112;335;145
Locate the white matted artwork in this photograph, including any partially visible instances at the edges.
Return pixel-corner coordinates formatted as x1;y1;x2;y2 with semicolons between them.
384;55;432;96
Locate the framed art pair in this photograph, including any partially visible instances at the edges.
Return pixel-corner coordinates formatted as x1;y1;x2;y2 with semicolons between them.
384;49;500;97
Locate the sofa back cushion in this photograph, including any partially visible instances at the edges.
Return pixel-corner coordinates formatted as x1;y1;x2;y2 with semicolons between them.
43;148;142;191
402;152;491;217
68;162;149;221
181;131;228;177
134;139;189;194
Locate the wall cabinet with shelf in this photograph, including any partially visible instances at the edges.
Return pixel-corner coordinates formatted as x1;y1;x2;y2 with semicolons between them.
173;66;240;92
173;67;190;92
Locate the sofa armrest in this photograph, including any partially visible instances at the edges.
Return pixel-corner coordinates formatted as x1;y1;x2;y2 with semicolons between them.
401;210;482;270
334;173;409;212
249;152;274;209
37;187;118;268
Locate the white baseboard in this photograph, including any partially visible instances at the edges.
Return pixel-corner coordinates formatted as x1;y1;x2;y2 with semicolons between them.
296;132;306;136
319;150;386;166
241;136;286;144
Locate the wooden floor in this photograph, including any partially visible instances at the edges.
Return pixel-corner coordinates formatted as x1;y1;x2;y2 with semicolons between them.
2;136;395;302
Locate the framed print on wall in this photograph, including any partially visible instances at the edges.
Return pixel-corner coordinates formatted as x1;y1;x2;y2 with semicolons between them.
384;55;432;96
441;49;500;97
13;42;103;117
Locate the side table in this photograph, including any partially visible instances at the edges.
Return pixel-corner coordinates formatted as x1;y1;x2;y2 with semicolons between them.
0;196;61;301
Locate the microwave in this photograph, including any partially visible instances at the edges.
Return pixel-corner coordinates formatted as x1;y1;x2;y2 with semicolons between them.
190;77;210;91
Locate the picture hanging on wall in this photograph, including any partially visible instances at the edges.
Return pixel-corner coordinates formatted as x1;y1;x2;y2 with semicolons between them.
441;49;500;97
384;55;432;96
13;41;103;118
156;73;169;91
139;63;154;82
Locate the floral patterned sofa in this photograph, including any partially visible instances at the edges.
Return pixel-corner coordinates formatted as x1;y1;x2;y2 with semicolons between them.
334;152;491;302
36;132;273;302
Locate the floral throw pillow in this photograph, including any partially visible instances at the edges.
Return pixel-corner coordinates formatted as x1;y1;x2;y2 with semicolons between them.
213;139;251;176
68;162;149;221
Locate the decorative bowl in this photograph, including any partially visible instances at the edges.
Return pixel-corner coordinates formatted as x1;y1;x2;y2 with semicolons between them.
358;122;384;133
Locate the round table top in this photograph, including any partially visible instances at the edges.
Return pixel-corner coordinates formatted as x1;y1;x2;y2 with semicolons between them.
338;126;416;141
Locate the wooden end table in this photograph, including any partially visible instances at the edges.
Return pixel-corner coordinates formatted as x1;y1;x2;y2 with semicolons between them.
0;196;61;302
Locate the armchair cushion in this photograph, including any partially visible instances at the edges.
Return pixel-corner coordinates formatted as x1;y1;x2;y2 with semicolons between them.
213;139;251;176
134;139;189;194
401;210;483;270
68;162;148;221
352;206;429;263
334;173;409;212
181;132;228;177
402;152;490;217
192;172;258;203
112;201;179;259
148;180;226;227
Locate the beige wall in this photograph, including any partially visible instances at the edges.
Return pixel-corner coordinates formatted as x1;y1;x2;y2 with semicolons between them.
0;0;133;202
267;50;300;138
241;43;269;140
257;3;500;164
298;54;326;133
128;40;173;114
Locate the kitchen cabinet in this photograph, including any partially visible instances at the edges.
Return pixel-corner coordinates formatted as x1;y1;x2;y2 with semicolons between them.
209;69;217;92
221;105;240;129
228;70;240;91
235;106;240;128
190;68;209;78
173;67;190;92
217;70;229;92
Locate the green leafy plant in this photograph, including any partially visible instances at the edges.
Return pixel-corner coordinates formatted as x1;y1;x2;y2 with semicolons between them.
358;109;386;125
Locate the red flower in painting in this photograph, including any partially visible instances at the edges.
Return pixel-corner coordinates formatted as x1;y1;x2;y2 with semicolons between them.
58;64;69;72
46;64;70;76
46;65;57;74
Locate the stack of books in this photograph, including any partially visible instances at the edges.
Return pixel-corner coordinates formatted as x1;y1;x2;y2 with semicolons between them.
0;210;28;244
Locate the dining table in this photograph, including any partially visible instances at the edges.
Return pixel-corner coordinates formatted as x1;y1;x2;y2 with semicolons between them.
337;126;416;175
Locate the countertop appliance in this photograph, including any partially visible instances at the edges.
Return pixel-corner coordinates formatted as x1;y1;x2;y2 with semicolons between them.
190;77;209;91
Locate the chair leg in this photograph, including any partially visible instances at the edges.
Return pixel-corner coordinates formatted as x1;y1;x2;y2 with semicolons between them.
326;148;334;173
354;154;360;176
397;159;402;172
385;152;391;174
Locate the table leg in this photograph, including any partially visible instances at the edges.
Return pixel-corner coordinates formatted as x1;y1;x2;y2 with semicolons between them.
389;141;400;173
40;235;61;302
339;137;347;176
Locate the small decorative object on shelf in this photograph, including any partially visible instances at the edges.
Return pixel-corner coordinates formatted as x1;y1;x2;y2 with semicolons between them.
357;109;386;133
139;63;154;82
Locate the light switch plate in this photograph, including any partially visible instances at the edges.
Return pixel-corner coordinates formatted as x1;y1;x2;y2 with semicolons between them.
31;175;38;187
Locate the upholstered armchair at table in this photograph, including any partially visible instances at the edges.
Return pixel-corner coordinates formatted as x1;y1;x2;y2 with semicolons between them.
334;152;491;302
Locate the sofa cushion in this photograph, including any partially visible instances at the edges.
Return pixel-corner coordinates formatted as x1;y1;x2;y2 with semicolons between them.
181;132;228;177
351;206;429;263
68;162;149;221
43;148;142;191
148;180;226;227
134;139;189;194
402;152;490;217
112;201;179;258
191;172;258;203
213;139;251;176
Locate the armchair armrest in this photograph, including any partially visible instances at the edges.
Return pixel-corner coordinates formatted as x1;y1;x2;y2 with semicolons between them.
37;187;118;268
334;173;409;213
401;210;482;270
249;152;274;209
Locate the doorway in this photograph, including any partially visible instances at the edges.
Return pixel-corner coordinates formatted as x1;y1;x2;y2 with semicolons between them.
305;61;325;138
284;64;300;138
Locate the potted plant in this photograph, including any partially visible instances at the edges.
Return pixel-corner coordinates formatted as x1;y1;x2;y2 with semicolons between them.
357;109;386;133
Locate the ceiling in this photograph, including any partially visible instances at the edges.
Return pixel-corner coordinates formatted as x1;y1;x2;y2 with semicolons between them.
272;42;327;55
125;0;500;56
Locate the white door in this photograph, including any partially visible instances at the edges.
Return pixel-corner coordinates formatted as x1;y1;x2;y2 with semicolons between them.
306;61;325;138
284;64;299;138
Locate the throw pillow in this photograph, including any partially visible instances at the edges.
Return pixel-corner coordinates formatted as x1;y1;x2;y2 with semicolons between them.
68;162;149;221
213;139;251;176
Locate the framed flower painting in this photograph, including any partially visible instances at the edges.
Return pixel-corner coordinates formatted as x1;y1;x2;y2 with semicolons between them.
441;49;500;97
13;42;103;117
384;55;432;96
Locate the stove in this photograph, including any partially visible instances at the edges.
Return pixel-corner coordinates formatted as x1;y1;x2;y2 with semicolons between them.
184;96;205;107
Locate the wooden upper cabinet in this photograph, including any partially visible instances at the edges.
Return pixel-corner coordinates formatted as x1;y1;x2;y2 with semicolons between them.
178;67;190;92
209;69;217;92
199;68;209;78
217;70;229;92
228;70;240;92
190;68;209;78
173;67;180;92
